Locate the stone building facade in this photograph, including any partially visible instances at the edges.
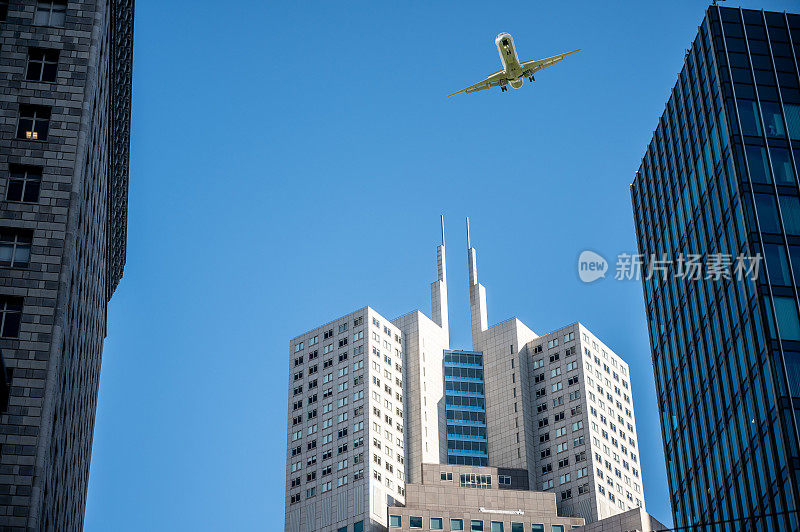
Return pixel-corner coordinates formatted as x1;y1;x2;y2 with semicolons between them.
387;463;584;532
0;1;134;529
388;465;663;532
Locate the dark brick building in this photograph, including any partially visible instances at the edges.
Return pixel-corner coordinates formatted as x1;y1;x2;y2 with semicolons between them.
0;1;134;529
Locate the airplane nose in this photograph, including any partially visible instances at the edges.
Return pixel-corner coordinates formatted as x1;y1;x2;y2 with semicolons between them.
495;33;511;45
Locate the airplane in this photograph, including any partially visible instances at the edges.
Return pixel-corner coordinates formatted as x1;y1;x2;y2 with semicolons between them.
447;33;579;97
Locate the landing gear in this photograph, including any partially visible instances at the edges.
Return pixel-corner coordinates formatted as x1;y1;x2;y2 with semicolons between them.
501;86;508;92
528;76;535;82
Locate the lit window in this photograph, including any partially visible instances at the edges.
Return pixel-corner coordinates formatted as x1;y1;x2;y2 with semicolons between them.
16;105;51;141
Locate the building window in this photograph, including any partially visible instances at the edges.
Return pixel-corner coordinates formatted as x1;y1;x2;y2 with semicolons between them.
26;48;59;82
552;526;564;532
409;516;423;529
491;522;504;532
532;526;545;532
0;297;23;338
780;195;800;235
388;515;402;528
772;297;800;341
0;1;8;21
471;520;485;532
511;524;523;532
499;474;511;485
431;518;443;530
16;105;51;141
0;229;32;268
450;519;464;531
34;1;66;26
353;522;364;532
460;473;491;488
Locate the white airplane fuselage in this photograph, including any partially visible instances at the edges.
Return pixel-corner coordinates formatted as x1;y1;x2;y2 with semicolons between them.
495;33;526;88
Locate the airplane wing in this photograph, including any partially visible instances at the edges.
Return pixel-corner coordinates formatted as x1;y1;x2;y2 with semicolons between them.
447;69;507;97
521;49;580;76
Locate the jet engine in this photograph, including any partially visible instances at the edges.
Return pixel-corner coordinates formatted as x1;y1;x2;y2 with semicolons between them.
510;79;523;89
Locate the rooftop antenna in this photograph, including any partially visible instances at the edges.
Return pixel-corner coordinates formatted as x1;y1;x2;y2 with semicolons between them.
441;214;445;247
466;217;471;249
711;0;726;5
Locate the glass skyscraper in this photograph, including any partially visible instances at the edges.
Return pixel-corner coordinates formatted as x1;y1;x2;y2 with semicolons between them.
444;350;489;466
631;6;800;530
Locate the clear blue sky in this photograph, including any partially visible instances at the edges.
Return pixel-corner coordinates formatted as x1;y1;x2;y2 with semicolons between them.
83;1;799;530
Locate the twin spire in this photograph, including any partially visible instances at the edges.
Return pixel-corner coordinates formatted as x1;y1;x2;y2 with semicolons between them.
429;216;488;348
431;215;449;337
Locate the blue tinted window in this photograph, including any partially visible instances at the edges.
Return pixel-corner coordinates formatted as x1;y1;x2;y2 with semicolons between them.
782;103;800;140
794;149;800;182
737;100;762;136
389;515;402;528
410;516;423;529
552;526;565;532
431;517;443;530
491;522;504;532
471;520;485;531
451;519;464;531
761;102;786;138
765;244;791;286
338;527;347;532
784;352;800;398
754;194;781;232
770;147;795;185
746;145;772;183
788;246;800;286
512;524;524;532
774;297;800;341
353;521;363;532
532;526;545;532
779;196;800;234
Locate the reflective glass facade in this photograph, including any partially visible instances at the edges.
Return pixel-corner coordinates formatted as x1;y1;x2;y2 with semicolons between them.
444;350;488;466
631;7;800;530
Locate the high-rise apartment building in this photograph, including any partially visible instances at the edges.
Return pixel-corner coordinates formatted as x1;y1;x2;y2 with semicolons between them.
287;308;407;532
0;1;134;529
467;236;644;523
286;233;450;532
631;6;800;530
